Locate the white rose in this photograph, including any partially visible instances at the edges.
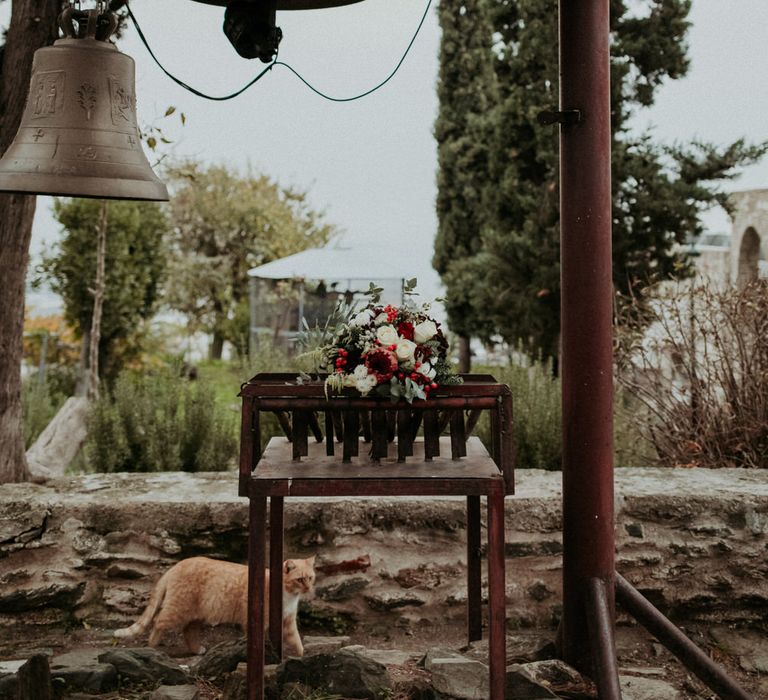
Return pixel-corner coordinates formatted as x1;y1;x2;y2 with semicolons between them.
395;338;416;363
413;320;438;344
418;362;437;380
350;309;373;327
374;312;389;326
342;373;357;388
376;325;399;346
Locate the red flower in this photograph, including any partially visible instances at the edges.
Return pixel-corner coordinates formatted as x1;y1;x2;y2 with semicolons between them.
414;345;433;361
397;321;414;341
365;348;398;383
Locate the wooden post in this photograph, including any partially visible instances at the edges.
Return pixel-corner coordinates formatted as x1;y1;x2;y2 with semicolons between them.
86;200;108;400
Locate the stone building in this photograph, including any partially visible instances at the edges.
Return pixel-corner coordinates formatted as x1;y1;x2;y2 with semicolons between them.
729;188;768;287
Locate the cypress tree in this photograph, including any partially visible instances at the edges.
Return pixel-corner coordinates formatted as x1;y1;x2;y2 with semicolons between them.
433;0;499;370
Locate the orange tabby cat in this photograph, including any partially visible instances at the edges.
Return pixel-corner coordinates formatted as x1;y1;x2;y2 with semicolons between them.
113;555;315;656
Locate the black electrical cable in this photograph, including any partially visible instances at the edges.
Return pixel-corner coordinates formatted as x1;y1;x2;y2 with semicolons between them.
126;0;432;103
126;3;275;101
272;0;432;103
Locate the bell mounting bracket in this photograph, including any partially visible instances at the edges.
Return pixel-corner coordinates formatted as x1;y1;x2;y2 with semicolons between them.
536;109;582;126
60;3;118;42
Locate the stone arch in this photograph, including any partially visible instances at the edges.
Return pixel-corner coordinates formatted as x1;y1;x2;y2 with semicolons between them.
737;226;761;288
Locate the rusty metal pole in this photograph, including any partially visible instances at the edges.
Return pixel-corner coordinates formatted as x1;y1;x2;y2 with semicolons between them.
558;0;615;672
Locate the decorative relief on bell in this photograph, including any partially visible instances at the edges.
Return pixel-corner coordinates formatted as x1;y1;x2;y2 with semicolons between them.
52;164;77;176
109;77;136;126
77;83;97;120
31;71;65;118
77;146;98;160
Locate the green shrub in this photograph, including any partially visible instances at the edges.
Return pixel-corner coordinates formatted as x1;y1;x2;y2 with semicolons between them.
84;369;237;472
475;359;562;470
474;358;649;470
613;388;656;467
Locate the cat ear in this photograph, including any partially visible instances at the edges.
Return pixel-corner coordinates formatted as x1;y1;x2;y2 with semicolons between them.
307;555;316;567
284;560;296;573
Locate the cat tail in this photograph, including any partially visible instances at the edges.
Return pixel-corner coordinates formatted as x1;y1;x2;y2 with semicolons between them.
113;569;169;640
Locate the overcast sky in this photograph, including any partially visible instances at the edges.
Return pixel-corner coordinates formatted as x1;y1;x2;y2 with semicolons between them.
5;0;768;303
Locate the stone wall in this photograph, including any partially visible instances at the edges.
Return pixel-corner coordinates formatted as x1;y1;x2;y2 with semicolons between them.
1;468;767;635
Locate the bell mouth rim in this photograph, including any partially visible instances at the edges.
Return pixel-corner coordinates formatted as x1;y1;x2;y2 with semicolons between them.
189;0;364;8
0;171;169;202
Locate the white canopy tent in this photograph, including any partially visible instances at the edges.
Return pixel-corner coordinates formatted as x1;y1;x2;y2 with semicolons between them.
247;246;419;353
247;246;419;284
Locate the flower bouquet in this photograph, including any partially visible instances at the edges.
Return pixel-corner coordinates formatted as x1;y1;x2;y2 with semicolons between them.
300;280;461;403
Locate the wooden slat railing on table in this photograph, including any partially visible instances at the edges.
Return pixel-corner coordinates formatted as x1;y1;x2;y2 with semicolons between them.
238;373;514;493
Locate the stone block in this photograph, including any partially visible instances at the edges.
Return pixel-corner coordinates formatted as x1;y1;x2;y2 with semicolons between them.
710;626;768;673
49;662;117;693
364;591;427;611
97;647;189;685
303;635;352;656
194;638;246;678
316;577;370;601
619;674;681;700
429;657;489;699
277;647;392;699
504;664;558;699
0;581;86;612
519;659;584;687
150;685;200;700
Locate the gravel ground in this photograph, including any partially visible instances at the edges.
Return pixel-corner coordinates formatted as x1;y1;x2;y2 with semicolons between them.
1;618;766;699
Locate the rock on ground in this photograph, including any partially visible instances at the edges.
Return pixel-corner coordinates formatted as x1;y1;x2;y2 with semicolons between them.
303;635;352;656
150;685;200;700
620;674;681;700
710;626;768;673
277;646;392;699
504;664;559;699
424;648;489;700
97;647;189;685
193;638;246;678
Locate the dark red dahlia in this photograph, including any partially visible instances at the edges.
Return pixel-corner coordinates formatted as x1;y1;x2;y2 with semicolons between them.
414;344;433;361
397;321;414;341
364;348;398;383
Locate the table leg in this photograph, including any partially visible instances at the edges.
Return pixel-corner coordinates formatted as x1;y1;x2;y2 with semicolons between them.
467;495;482;642
247;496;267;700
487;486;506;699
269;496;284;661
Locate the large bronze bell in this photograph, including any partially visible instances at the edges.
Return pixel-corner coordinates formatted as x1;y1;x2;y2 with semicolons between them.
0;6;168;201
190;0;364;9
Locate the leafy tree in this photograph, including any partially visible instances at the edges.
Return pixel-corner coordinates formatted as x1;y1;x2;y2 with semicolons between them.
39;199;169;383
433;0;499;370
0;0;61;483
437;0;767;367
165;161;336;359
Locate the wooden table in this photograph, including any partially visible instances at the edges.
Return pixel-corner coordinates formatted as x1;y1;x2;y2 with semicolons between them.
238;373;514;699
